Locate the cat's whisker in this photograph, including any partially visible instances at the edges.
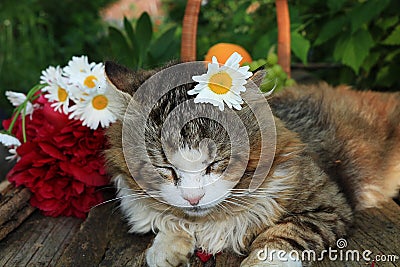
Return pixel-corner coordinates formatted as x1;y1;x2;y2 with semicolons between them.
148;201;169;209
92;189;169;210
222;198;253;212
229;196;257;209
216;202;233;216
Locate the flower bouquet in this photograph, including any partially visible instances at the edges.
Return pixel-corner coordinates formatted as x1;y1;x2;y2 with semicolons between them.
1;56;118;218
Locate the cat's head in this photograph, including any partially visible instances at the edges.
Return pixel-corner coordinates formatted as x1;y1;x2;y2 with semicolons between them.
104;61;269;217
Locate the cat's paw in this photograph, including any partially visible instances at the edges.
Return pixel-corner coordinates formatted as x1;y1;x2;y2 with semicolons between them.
240;249;302;267
146;232;195;267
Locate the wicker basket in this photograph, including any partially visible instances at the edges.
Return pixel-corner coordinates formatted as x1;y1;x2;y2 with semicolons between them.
180;0;291;77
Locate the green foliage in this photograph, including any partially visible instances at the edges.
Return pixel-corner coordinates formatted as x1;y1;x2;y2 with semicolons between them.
296;0;400;89
291;32;310;65
163;0;400;90
245;49;295;93
383;25;400;45
333;28;374;74
0;0;116;117
101;13;180;70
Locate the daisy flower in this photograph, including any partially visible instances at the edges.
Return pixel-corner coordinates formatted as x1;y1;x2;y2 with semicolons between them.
0;133;21;162
5;91;35;116
68;79;117;130
63;55;95;79
0;133;21;147
64;56;105;101
40;65;61;87
64;56;104;89
188;52;253;111
42;69;71;114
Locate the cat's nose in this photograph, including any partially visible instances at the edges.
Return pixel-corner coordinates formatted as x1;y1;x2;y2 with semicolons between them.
183;194;204;206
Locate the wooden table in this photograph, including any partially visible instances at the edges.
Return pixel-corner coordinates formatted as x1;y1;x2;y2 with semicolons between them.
0;183;399;267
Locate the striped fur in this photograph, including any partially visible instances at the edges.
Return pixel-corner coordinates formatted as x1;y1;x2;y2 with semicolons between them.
104;62;399;267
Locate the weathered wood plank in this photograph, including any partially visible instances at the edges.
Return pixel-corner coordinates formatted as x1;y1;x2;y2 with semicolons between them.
0;181;36;241
0;194;398;267
315;200;400;267
56;198;400;267
0;211;82;267
55;201;122;267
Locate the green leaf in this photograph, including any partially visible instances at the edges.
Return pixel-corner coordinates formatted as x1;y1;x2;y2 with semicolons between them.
327;0;347;13
384;49;400;61
333;28;374;74
362;52;379;73
123;17;139;66
314;15;348;46
382;25;400;45
149;27;177;59
375;66;390;86
349;0;390;33
252;30;277;59
375;65;400;87
108;26;135;68
376;16;399;31
136;12;153;64
291;32;310;64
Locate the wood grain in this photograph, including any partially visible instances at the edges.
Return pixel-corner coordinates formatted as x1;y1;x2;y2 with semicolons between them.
0;181;36;241
0;193;398;267
0;211;82;267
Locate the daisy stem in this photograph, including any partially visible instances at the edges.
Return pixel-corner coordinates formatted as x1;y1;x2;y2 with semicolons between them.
5;83;46;139
6;106;22;135
21;102;27;143
26;83;46;99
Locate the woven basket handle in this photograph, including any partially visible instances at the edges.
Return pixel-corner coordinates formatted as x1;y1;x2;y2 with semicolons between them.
180;0;291;78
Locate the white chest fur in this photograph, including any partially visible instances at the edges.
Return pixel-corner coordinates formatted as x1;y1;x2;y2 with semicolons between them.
115;175;285;255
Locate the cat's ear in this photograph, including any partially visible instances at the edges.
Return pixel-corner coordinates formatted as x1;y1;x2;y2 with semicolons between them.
104;61;134;120
248;68;266;88
105;61;137;95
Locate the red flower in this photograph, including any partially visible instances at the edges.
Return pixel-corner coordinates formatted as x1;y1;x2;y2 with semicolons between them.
3;95;110;219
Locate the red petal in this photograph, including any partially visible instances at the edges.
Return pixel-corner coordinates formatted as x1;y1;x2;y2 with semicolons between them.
38;142;66;160
59;162;109;186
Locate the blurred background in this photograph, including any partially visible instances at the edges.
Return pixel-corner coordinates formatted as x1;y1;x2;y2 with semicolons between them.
1;0;400;117
0;0;399;179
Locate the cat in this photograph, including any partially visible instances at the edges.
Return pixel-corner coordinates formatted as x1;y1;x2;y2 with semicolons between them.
104;61;400;267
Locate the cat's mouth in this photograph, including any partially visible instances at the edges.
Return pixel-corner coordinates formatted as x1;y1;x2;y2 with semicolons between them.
181;206;211;217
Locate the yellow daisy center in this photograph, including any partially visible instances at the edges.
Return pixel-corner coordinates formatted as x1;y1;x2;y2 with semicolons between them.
92;95;108;110
208;72;232;94
57;87;68;102
84;75;97;88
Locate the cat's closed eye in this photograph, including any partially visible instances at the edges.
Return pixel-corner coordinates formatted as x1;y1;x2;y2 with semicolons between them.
157;167;177;182
205;160;227;175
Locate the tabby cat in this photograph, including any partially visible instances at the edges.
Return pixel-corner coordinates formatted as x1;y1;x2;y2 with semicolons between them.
104;61;400;267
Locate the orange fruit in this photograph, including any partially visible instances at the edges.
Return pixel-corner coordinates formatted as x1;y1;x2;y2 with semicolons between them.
204;43;252;65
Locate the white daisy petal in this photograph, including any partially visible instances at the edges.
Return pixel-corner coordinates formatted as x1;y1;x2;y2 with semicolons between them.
232;103;242;110
207;61;219;73
192;74;209;83
5;91;35;116
68;87;117;130
40;66;62;86
0;133;21;147
43;72;70;114
224;52;242;68
194;89;225;110
5;91;27;107
6;148;20;162
189;52;252;110
188;84;208;95
63;55;92;78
